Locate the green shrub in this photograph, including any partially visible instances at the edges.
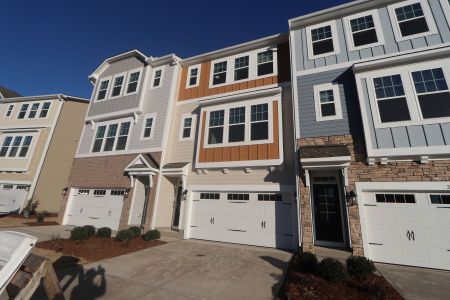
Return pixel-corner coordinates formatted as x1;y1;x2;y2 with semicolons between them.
142;230;161;241
317;258;346;282
70;227;89;241
115;229;134;242
36;213;45;223
82;225;96;238
292;252;318;274
128;226;142;238
346;256;376;280
95;227;112;238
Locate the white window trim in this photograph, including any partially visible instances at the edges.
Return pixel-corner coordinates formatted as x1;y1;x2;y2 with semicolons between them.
313;83;343;122
140;113;157;140
109;72;127;99
95;76;112;102
89;117;134;154
0;133;37;160
151;67;164;89
202;96;275;149
440;0;450;25
387;0;438;42
4;104;14;118
208;46;278;88
179;113;197;141
306;20;340;60
123;67;144;96
186;64;201;88
364;59;450;129
343;9;385;52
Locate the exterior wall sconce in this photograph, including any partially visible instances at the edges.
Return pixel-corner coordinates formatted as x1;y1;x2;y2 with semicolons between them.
346;190;357;205
124;188;131;198
61;187;68;196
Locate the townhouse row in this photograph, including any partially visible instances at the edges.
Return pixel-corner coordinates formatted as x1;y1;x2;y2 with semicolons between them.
1;0;450;271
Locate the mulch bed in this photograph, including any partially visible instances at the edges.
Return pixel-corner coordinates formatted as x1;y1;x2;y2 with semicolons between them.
24;221;59;226
37;237;166;262
280;271;403;300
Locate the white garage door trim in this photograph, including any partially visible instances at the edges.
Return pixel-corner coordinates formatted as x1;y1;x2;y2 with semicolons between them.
356;181;450;270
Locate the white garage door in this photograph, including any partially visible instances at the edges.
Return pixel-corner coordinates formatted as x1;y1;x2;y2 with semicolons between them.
189;191;295;249
0;184;30;214
65;189;125;230
362;191;450;270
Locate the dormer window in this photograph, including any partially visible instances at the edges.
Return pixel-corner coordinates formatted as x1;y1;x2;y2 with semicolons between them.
234;56;249;81
111;75;125;97
126;71;140;94
213;61;227;85
307;21;339;59
97;79;109;100
257;50;273;76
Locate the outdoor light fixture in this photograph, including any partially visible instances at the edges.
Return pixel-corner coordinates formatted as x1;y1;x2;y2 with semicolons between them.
346;190;357;205
61;187;68;196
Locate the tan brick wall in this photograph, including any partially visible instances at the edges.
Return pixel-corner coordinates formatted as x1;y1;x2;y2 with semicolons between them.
57;152;162;227
298;134;450;255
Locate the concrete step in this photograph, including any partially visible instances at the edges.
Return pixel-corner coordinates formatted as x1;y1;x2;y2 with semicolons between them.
156;228;183;243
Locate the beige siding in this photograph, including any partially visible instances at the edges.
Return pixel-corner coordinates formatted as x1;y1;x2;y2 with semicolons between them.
0;128;50;182
33;100;88;212
154;176;178;228
0;99;59;128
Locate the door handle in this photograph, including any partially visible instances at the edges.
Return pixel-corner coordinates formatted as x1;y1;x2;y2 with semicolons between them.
261;221;266;229
406;230;415;241
210;217;213;224
261;221;263;228
411;231;415;241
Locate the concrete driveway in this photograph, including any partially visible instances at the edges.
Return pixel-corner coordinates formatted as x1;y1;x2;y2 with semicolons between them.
1;225;73;241
377;263;450;300
56;240;292;300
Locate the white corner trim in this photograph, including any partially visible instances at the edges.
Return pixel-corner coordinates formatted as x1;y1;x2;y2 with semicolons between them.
342;9;385;52
306;20;340;60
313;83;343;122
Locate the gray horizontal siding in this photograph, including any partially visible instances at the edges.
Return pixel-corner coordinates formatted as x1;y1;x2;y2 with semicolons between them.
294;0;450;72
298;67;362;138
88;57;145;117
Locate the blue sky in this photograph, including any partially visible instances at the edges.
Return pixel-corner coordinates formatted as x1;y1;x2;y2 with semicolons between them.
1;0;349;98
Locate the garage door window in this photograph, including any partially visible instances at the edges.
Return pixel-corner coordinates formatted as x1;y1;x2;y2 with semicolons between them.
94;190;106;196
200;193;220;200
227;193;249;201
3;185;13;190
375;193;415;203
430;194;450;205
16;185;28;190
258;194;282;201
78;190;90;195
111;190;125;196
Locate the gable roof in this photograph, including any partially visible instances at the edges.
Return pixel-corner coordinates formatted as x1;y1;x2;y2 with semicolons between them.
0;86;22;99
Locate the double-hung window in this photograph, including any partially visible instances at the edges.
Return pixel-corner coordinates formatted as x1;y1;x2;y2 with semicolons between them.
212;61;227;85
5;105;14;117
92;121;131;153
18;104;28;119
28;103;40;119
373;75;411;123
228;107;246;142
411;68;450;119
309;23;338;57
234;56;249;81
116;122;130;150
19;136;32;157
111;75;125;97
9;136;23;157
0;137;12;157
250;104;269;141
208;110;224;144
314;83;343;121
257;50;274;76
97;79;109;100
126;71;140;94
153;69;163;87
181;116;193;139
188;67;199;87
104;124;118;151
39;102;51;118
92;126;106;153
348;14;379;48
142;116;154;139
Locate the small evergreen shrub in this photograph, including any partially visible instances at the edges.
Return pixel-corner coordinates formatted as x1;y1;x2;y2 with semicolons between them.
36;213;45;223
142;230;161;241
317;258;346;282
115;229;134;242
346;256;376;280
70;227;89;241
128;226;142;238
95;227;112;238
82;225;96;238
292;252;318;274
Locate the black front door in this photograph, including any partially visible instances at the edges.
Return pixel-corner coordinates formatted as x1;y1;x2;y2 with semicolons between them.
172;184;183;228
312;184;343;243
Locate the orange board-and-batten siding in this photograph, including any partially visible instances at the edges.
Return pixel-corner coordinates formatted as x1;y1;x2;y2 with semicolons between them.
178;42;291;102
198;101;280;163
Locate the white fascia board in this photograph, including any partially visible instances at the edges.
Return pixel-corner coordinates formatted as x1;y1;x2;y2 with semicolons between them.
188;184;296;192
199;86;282;107
85;108;142;122
367;145;450;160
146;54;181;67
195;158;283;169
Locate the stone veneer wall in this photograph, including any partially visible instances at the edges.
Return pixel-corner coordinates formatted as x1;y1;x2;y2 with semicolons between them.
298;134;450;255
57;152;161;231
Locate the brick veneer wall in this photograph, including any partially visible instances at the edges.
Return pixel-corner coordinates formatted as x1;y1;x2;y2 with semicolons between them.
57;152;162;230
298;135;450;255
